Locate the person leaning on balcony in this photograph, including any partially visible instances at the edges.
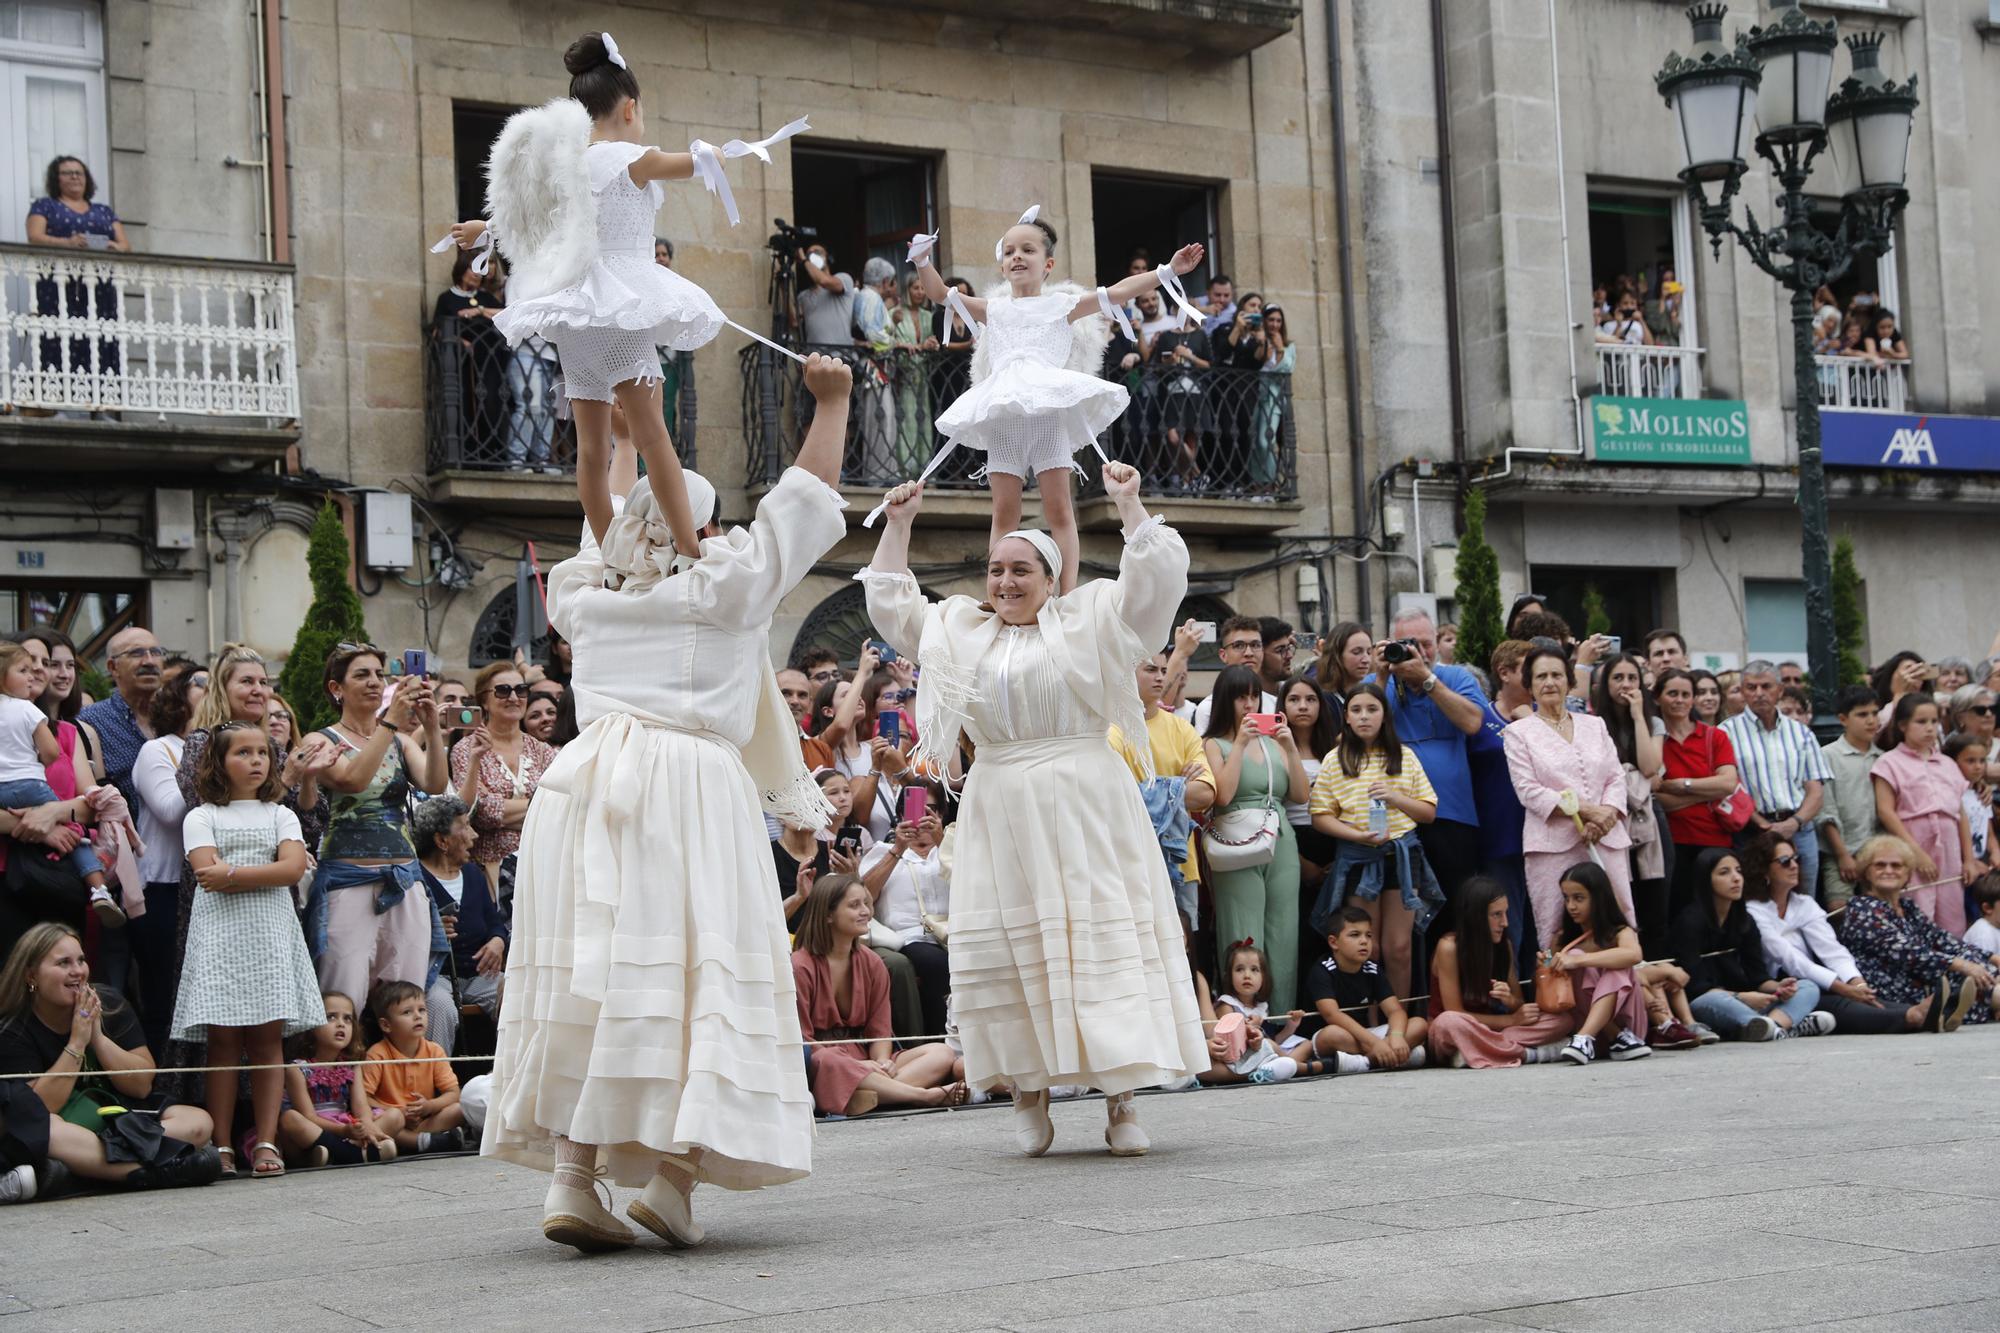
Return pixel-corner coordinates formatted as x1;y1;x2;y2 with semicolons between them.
1811;286;1843;354
886;271;937;477
1595;290;1653;347
25;156;128;402
1865;310;1908;364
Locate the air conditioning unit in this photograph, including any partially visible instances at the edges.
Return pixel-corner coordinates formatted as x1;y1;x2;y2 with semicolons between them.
361;491;414;570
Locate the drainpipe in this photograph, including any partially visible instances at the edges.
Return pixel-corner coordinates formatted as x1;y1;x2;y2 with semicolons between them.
261;0;291;263
1484;0;1588;485
1326;0;1372;624
1429;0;1469;485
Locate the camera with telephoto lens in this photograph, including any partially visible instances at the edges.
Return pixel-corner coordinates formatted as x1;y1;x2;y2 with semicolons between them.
1380;638;1422;665
768;217;818;257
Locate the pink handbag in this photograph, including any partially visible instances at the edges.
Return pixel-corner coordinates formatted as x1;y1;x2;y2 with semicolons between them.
1213;1011;1248;1064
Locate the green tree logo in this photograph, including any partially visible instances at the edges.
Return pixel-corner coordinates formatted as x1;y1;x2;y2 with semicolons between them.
1594;401;1626;437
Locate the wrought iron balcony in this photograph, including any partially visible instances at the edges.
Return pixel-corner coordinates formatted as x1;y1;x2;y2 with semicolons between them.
740;343;1298;516
0;243;300;468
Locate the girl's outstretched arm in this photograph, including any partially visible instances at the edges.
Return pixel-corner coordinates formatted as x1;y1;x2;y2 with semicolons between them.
1071;242;1205;322
626;149;697;185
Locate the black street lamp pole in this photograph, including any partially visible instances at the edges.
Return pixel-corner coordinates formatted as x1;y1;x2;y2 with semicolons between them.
1656;2;1917;739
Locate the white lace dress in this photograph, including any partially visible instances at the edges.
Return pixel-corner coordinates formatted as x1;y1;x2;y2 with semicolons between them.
859;519;1208;1095
493;141;724;402
936;291;1129;479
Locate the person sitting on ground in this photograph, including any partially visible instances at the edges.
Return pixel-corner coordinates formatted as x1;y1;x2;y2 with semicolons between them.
0;924;221;1189
1425;877;1576;1068
1965;873;2000;959
1741;831;1931;1035
1672;848;1831;1043
1545;862;1652;1066
1198;939;1309;1085
1636;961;1707;1049
790;874;964;1116
361;980;465;1155
277;990;401;1166
1836;836;1996;1031
1297;906;1428;1074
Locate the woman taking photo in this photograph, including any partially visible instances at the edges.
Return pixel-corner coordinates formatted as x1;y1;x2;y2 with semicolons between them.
1653;668;1742;921
450;662;557;886
1502;644;1632;947
0;924;220;1189
1281;671;1341;970
860;466;1206;1158
790;874;965;1117
1740;832;1930;1034
1836;835;1996;1031
310;644;448;1008
808;648;904;843
1672;848;1831;1042
1590;652;1668;954
1311;621;1372;722
129;662;206;1056
1204;665;1311;1011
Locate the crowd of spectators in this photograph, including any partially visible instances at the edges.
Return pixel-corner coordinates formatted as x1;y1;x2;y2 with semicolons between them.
6;611;1998;1205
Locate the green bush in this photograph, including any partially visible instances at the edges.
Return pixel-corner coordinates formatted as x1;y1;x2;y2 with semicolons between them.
276;500;371;733
1453;488;1504;677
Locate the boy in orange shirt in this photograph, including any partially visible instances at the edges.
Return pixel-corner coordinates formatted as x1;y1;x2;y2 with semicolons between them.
363;980;467;1154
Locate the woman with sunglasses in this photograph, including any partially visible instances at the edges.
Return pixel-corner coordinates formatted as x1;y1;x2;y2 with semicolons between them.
1740;832;1930;1034
451;663;557;888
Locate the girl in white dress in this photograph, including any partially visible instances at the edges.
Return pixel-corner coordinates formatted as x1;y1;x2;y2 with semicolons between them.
881;214;1207;593
485;355;855;1253
446;31;801;553
859;464;1209;1157
173;721;323;1178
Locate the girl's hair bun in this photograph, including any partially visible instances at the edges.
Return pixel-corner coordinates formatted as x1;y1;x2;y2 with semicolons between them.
563;32;610;77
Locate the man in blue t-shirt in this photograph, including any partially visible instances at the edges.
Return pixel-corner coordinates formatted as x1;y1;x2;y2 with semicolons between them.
1365;609;1485;915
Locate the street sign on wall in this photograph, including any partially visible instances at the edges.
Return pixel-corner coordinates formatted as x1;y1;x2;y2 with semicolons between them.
1588;396;1752;465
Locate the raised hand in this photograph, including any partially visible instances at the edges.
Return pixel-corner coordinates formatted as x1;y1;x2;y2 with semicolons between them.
802;352;853;402
1101;461;1141;500
1169;242;1206;276
883;480;923;523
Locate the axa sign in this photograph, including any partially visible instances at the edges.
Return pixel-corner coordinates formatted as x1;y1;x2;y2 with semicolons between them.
1822;411;2000;473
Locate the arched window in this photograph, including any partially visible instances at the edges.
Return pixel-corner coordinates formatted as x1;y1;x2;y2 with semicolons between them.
469;584;549;668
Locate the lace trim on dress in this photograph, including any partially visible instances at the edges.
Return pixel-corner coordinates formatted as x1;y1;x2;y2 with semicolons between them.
1122;513;1169;548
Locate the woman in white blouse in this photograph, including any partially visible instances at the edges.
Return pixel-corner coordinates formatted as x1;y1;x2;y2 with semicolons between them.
1741;832;1926;1034
857;783;951;1038
129;662;207;1056
860;463;1207;1160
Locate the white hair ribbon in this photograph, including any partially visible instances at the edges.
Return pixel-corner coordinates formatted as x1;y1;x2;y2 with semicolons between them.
721;116;809;164
601;32;628;70
994;204;1042;261
1154;263;1206;331
431;225;497;276
998;529;1063;585
1096;285;1135;344
906;232;938;268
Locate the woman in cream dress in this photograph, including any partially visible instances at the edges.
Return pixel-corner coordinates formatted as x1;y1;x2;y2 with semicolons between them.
859;462;1207;1156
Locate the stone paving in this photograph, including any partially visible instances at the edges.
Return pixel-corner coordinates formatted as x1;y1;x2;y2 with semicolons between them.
7;1029;1998;1332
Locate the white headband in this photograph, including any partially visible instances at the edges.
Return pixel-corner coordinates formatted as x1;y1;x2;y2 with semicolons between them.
996;529;1062;584
995;204;1042;262
601;32;628;70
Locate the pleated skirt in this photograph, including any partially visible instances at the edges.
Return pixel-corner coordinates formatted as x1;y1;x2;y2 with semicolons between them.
482;714;812;1190
950;734;1210;1095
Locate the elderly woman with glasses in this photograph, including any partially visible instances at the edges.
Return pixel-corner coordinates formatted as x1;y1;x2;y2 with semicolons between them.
1739;832;1929;1035
450;663;556;888
1836;835;2000;1032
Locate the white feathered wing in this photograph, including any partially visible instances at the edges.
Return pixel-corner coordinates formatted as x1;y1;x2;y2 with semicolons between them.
484;98;597;315
969;281;1113;384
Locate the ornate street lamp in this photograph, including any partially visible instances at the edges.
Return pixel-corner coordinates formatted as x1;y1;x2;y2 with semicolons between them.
1655;1;1918;737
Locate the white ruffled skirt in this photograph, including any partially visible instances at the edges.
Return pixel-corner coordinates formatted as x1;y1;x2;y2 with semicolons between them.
948;734;1209;1095
495;255;725;401
483;713;813;1191
935;363;1129;478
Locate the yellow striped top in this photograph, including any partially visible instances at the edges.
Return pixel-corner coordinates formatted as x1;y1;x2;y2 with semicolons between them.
1308;745;1435;840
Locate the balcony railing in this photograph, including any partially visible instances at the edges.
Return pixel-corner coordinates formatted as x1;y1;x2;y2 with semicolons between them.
1815;354;1908;413
423;316;699;475
1595;343;1705;400
0;243;298;421
740;343;1297;502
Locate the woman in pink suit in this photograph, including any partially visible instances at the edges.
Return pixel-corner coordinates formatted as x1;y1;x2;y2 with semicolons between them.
1502;645;1633;947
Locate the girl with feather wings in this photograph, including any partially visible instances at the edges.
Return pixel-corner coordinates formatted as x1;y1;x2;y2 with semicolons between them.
881;212;1205;593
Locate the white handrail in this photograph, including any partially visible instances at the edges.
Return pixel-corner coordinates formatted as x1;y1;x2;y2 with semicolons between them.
1594;342;1705;401
1;246;298;421
1814;354;1908;413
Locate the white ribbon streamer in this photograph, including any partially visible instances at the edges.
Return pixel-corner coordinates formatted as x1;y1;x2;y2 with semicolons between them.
864;447;956;528
943;286;983;344
994;204;1042;261
1096;285;1135;344
431;225;497;276
724;317;807;366
1154;263;1207;331
721;116;809;164
688;138;737;227
601;32;628;70
907;232;938;268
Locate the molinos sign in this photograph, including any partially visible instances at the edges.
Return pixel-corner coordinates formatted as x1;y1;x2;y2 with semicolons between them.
1589;397;1751;465
1822;411;2000;473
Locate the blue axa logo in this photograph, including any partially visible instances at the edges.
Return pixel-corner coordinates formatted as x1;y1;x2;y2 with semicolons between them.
1880;422;1937;466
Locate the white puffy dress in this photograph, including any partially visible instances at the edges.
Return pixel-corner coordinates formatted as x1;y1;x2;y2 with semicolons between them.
493;141;724;402
936;290;1129;479
484;467;845;1190
859;518;1209;1095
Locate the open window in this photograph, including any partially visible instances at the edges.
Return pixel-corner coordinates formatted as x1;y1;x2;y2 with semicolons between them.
789;144;936;276
1585;189;1698;350
1808;202;1900;322
1089;170;1219;290
0;0;109;244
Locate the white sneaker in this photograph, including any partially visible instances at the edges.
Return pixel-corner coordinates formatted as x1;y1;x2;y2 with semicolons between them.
0;1163;35;1204
1402;1045;1428;1070
1792;1011;1836;1038
1741;1015;1780;1042
1332;1051;1373;1075
89;886;127;927
1522;1039;1572;1065
1249;1056;1299;1084
1556;1034;1595;1066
